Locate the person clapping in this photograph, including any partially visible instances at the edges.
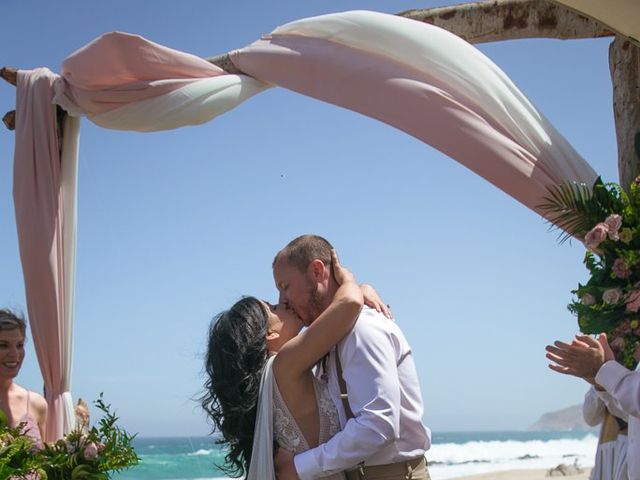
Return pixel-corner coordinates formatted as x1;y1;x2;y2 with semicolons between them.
546;334;639;480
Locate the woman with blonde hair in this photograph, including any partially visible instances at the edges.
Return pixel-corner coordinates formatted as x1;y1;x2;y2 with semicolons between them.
0;309;47;445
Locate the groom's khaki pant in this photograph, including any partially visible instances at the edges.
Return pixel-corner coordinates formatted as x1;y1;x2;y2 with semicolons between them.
345;456;430;480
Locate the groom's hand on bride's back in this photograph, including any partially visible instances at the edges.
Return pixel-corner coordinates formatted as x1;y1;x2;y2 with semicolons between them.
274;447;297;480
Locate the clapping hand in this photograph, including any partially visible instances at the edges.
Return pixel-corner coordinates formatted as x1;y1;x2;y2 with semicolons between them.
545;333;614;380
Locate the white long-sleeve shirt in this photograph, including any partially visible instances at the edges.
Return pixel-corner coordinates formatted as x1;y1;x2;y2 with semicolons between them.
294;307;431;479
595;361;640;480
583;387;607;427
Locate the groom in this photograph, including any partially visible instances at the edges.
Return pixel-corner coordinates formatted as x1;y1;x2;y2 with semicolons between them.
272;234;431;480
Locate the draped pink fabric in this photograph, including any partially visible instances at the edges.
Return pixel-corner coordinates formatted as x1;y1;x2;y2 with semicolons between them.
14;69;69;441
230;28;595;217
54;32;224;117
12;11;599;439
12;36;232;440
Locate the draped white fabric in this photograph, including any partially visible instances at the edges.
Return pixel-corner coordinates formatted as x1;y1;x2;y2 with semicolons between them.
60;115;80;436
269;10;587;183
247;356;276;480
54;11;595;215
79;76;270;132
592;436;628;480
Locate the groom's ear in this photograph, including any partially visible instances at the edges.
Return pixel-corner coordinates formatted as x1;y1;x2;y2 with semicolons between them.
266;331;280;341
308;259;328;282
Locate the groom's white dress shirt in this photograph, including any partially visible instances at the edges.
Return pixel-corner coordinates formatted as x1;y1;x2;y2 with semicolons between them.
294;307;431;479
595;361;640;480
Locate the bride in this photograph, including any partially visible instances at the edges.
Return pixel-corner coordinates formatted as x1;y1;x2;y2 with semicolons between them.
201;251;381;479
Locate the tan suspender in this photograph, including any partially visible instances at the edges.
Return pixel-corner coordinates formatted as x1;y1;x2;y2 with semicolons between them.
335;346;355;421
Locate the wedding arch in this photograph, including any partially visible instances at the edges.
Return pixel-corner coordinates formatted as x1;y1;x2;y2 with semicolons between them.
1;1;636;441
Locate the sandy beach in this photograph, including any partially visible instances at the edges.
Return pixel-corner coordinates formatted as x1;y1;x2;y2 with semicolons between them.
452;468;591;479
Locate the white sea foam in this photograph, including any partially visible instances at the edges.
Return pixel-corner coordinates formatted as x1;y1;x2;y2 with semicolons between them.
123;433;599;480
187;449;215;457
429;434;598;479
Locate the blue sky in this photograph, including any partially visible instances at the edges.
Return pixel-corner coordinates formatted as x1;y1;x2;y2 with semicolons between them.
0;0;619;436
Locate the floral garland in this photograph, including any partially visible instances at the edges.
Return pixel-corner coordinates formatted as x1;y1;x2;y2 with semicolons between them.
541;177;640;369
0;395;139;480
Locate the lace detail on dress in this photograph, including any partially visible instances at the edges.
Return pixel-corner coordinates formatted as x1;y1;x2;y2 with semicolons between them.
273;379;309;453
272;376;341;453
272;374;344;480
315;376;340;444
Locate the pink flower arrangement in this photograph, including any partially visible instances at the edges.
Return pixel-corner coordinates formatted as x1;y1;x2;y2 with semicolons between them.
0;395;138;478
612;258;632;278
603;288;623;304
542;177;640;370
627;287;640;313
611;336;626;351
584;223;609;251
83;441;99;461
581;293;596;306
605;214;622;241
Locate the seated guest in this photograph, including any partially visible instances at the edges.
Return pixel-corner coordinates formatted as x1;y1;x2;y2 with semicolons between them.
0;309;47;445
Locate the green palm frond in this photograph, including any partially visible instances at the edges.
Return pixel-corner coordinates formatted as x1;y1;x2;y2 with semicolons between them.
538;177;615;244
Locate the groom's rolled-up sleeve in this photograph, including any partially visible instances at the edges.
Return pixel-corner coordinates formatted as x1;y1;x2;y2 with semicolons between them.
294;315;401;479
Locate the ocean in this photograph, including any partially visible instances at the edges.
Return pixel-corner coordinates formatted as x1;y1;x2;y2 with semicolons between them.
113;431;598;480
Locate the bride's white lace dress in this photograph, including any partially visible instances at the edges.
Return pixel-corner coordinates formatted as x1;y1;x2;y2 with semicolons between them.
273;369;345;479
246;356;345;480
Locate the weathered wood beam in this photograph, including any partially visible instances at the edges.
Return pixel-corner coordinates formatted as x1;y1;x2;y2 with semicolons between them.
1;66;17;86
610;36;640;188
206;1;612;74
398;0;613;43
397;0;639;188
1;65;66;154
206;53;245;75
1;67;17;130
2;110;15;130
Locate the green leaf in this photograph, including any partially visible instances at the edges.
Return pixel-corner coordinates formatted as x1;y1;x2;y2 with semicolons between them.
539;179;604;243
0;409;8;430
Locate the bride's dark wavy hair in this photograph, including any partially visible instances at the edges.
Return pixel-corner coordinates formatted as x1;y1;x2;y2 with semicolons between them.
201;296;270;478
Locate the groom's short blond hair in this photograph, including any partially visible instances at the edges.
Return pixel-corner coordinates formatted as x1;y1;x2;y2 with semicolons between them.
273;234;333;273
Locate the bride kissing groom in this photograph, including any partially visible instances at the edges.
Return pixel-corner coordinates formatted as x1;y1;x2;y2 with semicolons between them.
203;234;431;480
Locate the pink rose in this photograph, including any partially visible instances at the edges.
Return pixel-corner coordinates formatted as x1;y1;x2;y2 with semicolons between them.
83;441;99;461
618;320;632;334
613;320;632;336
585;223;609;250
581;293;596;306
611;336;626;351
605;214;622;241
612;258;632;279
627;289;640;312
603;288;623;304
